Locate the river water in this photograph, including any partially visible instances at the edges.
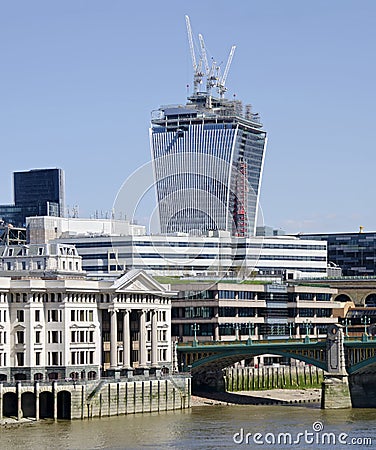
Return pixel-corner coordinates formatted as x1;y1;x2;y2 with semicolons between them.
2;404;376;450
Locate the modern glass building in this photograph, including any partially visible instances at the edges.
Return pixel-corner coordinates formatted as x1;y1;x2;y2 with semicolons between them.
150;94;267;236
299;231;376;276
0;168;65;227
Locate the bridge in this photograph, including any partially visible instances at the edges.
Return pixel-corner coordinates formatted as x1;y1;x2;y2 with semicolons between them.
177;325;376;408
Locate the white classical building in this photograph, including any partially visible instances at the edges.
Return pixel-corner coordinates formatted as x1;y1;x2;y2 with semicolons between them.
0;268;174;382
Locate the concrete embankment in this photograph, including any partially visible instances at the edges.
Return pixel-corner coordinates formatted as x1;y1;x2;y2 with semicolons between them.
0;375;191;423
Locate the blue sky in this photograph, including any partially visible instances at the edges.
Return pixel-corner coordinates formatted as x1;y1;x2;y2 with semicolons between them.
1;0;375;233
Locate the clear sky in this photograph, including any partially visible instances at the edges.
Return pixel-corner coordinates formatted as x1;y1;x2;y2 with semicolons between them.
1;0;375;234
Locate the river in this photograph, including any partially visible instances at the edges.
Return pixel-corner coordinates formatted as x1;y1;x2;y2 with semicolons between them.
2;404;376;449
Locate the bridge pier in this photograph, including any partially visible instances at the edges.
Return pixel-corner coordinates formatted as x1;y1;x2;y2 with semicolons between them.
321;375;351;409
321;325;351;409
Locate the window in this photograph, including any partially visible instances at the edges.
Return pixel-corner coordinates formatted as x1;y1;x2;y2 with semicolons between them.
49;310;59;322
35;352;41;366
89;331;94;342
16;331;24;344
16;352;24;366
71;352;76;364
80;331;85;343
71;331;76;343
50;331;59;343
50;352;59;365
88;310;93;321
35;310;40;322
21;261;26;270
71;310;75;321
17;310;24;322
38;247;43;256
35;331;41;344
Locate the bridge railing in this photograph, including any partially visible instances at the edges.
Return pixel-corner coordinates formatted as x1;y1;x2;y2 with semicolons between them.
177;337;326;348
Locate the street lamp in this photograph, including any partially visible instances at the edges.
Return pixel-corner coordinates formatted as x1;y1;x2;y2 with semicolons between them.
246;322;254;345
344;318;351;338
361;316;370;342
191;323;200;346
225;323;241;341
304;319;312;343
288;322;294;340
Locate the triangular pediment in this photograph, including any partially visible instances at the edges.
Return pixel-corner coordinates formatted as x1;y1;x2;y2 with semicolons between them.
111;269;172;295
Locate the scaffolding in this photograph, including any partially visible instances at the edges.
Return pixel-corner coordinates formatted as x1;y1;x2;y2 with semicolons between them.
233;160;248;237
0;223;26;246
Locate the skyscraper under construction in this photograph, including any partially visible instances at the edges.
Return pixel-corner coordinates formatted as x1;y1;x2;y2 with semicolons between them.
150;17;267;237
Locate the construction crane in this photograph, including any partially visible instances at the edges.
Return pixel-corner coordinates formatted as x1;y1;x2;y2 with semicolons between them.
198;33;218;98
185;15;204;94
217;45;236;98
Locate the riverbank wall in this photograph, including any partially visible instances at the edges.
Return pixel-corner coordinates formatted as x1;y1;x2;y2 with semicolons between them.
0;375;191;422
225;366;324;391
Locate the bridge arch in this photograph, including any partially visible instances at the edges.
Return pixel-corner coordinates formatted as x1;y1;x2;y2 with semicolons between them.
3;392;17;417
39;391;54;419
347;356;376;375
57;391;71;420
190;348;327;373
334;293;352;303
21;392;36;418
365;294;376;307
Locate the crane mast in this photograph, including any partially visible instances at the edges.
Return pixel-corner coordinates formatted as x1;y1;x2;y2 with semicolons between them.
218;45;236;98
185;15;203;94
185;16;236;102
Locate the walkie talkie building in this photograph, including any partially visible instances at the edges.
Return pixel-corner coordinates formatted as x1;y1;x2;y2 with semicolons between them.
150;18;267;237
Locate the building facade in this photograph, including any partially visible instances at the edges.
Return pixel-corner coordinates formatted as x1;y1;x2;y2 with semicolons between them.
150;95;267;237
166;281;341;344
51;232;328;279
0;270;173;382
299;231;376;276
0;168;65;227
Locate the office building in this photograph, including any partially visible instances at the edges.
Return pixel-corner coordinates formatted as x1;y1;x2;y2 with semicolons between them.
298;231;376;276
49;231;327;279
0;168;65;227
0;267;173;382
165;280;341;343
150;21;267;237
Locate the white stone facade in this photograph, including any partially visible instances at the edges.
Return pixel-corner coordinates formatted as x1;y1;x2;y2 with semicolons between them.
0;242;83;275
0;270;173;382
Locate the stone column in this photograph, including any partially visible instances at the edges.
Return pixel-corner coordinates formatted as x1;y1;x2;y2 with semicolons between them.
17;381;22;421
53;380;57;420
122;310;131;368
139;310;147;367
151;310;158;367
214;323;220;342
34;381;40;420
110;309;118;369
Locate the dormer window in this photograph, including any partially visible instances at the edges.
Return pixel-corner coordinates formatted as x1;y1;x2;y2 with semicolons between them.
38;247;44;256
8;249;13;257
